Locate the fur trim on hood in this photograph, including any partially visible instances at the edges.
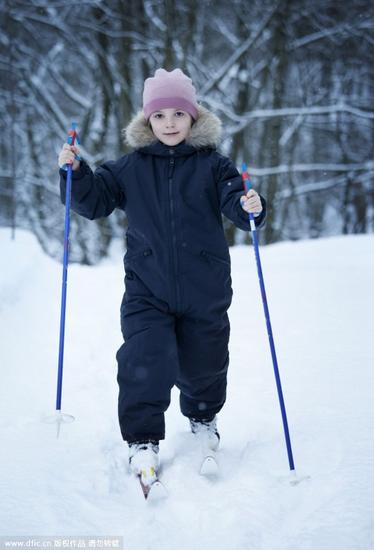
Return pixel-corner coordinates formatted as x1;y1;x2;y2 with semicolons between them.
122;105;222;150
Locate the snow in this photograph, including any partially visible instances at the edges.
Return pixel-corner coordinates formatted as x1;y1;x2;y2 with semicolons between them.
1;228;374;549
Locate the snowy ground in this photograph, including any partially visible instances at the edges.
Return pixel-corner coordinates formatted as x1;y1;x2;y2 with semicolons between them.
1;228;374;550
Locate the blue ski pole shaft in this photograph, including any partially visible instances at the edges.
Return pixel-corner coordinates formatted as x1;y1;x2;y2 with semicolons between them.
56;123;78;412
242;163;295;472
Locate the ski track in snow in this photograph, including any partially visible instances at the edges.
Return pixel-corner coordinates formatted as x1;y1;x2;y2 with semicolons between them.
1;229;374;550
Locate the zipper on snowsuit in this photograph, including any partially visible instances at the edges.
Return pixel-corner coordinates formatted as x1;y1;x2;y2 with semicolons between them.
167;150;181;312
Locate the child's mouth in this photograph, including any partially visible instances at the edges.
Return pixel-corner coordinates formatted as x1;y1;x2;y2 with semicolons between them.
164;132;179;135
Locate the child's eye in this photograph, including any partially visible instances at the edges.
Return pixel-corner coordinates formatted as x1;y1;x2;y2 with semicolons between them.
153;113;163;119
175;111;185;117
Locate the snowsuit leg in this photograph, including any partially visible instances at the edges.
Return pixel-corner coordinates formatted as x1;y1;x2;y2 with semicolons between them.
116;296;178;442
176;311;230;420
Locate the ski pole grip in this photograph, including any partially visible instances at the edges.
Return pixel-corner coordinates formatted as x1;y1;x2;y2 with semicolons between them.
61;122;81;171
241;162;256;230
241;162;252;193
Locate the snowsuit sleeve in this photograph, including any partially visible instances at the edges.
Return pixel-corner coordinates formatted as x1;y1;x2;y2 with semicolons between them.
215;154;266;231
59;159;126;220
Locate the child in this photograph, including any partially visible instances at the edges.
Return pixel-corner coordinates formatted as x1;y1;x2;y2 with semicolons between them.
58;68;266;484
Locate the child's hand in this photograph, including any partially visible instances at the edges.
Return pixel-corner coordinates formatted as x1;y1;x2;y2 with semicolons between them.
58;143;81;171
240;189;263;215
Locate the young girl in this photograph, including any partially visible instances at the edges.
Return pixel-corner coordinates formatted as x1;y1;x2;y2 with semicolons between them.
58;68;266;484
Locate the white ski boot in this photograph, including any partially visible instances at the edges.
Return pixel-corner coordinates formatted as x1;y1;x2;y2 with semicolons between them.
128;440;159;486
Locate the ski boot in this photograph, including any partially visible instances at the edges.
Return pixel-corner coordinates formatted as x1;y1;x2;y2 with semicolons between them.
128;440;159;486
189;416;220;451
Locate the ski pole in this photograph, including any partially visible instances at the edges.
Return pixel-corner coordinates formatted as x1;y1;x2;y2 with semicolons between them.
241;162;295;472
56;124;80;408
46;122;80;437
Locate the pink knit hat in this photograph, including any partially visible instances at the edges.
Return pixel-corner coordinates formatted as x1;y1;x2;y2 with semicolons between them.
143;68;199;120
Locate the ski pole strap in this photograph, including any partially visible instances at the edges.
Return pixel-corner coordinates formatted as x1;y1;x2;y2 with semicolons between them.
61;121;81;171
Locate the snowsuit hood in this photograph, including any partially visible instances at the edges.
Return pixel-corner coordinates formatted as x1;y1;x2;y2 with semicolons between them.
123;105;222;150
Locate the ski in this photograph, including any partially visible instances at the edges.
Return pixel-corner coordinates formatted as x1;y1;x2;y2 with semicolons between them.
138;475;168;501
200;454;219;477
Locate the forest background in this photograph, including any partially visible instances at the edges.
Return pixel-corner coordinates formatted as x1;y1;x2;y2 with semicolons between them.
1;0;373;264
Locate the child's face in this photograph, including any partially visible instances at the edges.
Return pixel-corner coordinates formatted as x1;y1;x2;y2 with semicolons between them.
149;108;192;146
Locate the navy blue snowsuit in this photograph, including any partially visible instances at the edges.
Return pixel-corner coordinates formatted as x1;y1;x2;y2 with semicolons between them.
60;135;266;443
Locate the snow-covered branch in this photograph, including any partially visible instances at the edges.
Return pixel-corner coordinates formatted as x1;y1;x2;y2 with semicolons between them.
290;23;350;50
276;171;374;200
249;161;374;177
231;104;374;129
203;99;374;138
